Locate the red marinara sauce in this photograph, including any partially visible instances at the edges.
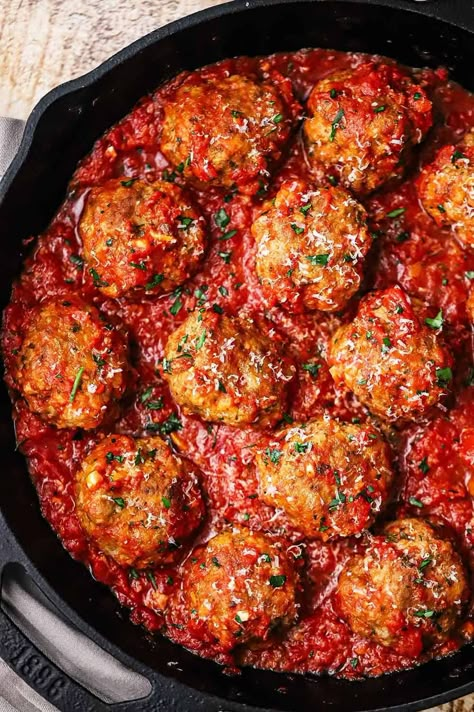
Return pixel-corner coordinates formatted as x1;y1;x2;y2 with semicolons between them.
3;49;474;680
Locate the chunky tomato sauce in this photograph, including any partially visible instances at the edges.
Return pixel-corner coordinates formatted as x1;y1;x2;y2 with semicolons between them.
3;49;474;679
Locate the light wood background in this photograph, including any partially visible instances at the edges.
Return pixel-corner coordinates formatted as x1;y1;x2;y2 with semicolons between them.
0;1;473;710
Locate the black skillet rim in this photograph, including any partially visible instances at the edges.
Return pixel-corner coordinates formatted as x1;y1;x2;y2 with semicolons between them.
0;1;474;711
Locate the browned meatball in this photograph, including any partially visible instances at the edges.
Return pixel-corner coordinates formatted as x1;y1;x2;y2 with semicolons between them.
304;61;433;195
328;286;452;422
251;179;371;312
337;518;469;654
256;417;393;540
417;130;474;249
161;73;299;193
162;310;295;427
169;529;298;650
75;434;205;568
79;179;207;299
15;297;128;430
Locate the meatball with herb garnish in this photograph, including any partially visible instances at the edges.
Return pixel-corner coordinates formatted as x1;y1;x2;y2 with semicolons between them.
75;434;205;568
15;296;128;430
417;130;474;249
169;529;298;651
328;286;452;422
337;518;469;655
256;417;393;540
79;178;207;299
162;309;295;427
160;73;299;193
304;61;433;196
251;179;371;312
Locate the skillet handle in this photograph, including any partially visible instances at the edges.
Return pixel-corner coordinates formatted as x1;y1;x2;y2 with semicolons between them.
0;118;25;182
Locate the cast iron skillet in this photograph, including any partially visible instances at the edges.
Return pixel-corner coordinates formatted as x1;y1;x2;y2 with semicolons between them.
0;1;473;710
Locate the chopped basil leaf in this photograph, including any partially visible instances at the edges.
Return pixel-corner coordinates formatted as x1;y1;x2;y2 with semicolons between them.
112;497;125;508
425;310;443;329
329;108;345;142
306;254;329;266
386;207;406;219
269;574;286;588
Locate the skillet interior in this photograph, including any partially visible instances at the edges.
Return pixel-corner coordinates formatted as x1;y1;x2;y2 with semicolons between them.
0;1;473;710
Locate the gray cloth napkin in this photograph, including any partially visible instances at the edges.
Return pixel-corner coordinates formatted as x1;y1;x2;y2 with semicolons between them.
0;117;151;711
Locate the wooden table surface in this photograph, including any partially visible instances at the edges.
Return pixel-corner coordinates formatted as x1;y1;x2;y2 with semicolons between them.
0;1;473;711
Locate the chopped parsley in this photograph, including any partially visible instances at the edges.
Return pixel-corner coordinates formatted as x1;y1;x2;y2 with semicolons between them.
178;216;194;230
272;113;283;124
294;442;309;454
218;251;232;264
291;223;304;235
212;556;221;568
306;254;329;266
452;149;467;163
409;496;424;508
436;367;453;387
300;203;312;215
419;556;432;571
386;207;406;219
214;208;230;230
69;366;84;403
112;497;126;508
264;448;283;464
195;330;207;350
170;297;183;316
219;229;238;241
425;310;443;330
162;496;172;509
419;457;430;474
89;268;109;288
374;105;386;113
269;574;286;588
145;273;164;290
329;108;345;142
146;571;158;590
413;609;436;618
129;261;147;270
302;362;321;378
120;178;136;187
69;254;84;268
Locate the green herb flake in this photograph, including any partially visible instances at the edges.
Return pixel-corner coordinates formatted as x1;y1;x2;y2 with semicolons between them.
121;178;136;187
413;609;436;618
269;574;286;588
215;208;230;230
436;367;453;387
170;297;183;316
162;496;172;509
291;223;304;235
145;273;164;290
419;457;430;474
218;251;232;264
129;568;139;580
300;203;312;215
89;268;109;288
414;92;422;100
264;448;283;464
112;497;126;509
409;496;424;508
212;556;221;568
465;271;474;280
350;658;359;669
212;304;224;314
437;204;446;213
329;108;345;142
146;399;164;411
302;362;321;378
178;216;194;230
70;254;84;268
425;310;443;330
272;113;284;124
218;285;229;297
306;254;329;266
452;149;467;163
69;366;85;403
419;557;432;571
219;229;238;241
146;571;158;590
374;105;386;113
140;387;153;403
294;442;309;454
386;207;406;219
195;330;207;350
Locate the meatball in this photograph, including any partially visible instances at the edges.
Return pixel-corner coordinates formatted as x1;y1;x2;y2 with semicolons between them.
171;529;298;650
162;310;295;427
417;130;474;249
337;518;469;653
15;297;128;430
328;286;452;422
161;73;298;193
304;61;433;195
79;179;207;299
251;179;371;312
256;417;393;540
75;434;205;568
